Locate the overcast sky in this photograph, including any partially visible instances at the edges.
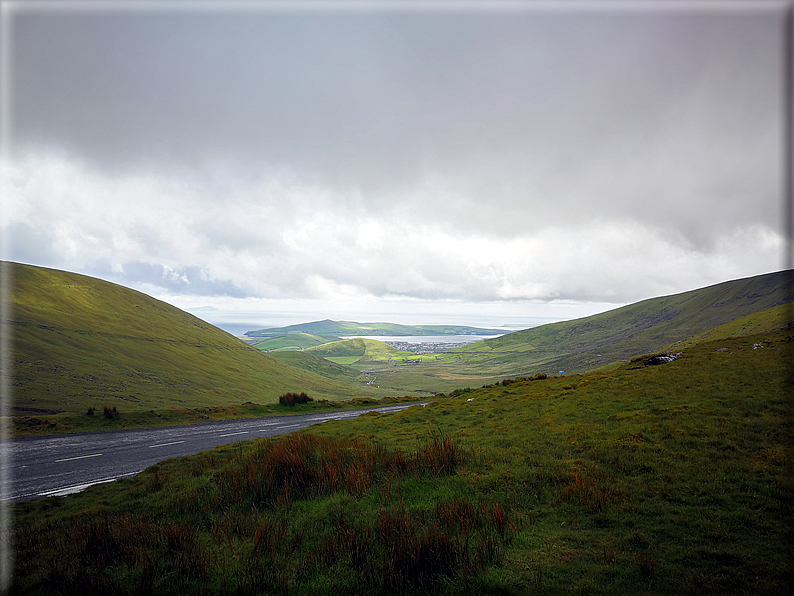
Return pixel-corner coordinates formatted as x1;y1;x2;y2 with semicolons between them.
1;1;789;328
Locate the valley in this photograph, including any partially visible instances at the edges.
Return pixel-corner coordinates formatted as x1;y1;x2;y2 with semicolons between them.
3;262;793;594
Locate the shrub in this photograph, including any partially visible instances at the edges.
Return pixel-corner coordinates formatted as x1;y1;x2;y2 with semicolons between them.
279;392;313;407
85;406;95;416
103;405;119;420
449;387;473;397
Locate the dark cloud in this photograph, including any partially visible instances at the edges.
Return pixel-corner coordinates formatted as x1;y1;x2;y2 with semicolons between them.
4;5;786;308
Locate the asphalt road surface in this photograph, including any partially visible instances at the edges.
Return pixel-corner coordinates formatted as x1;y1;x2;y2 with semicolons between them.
2;403;428;503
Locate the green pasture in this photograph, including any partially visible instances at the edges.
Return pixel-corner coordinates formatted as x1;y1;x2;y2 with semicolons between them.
325;356;365;365
250;332;330;352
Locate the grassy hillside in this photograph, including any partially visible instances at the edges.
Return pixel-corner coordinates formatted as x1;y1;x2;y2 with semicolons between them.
248;332;330;352
245;319;499;338
346;270;793;392
12;326;792;594
665;302;794;350
269;351;360;382
4;262;387;421
306;337;414;364
453;270;792;374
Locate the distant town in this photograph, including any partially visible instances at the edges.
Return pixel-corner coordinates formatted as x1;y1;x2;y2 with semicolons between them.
382;340;474;354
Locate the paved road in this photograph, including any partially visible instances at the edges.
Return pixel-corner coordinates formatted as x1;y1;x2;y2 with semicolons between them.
2;403;427;502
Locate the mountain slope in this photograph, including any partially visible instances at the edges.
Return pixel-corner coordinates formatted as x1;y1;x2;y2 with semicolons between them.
665;302;794;350
448;270;793;376
306;337;412;363
269;350;361;382
4;262;381;415
248;332;330;352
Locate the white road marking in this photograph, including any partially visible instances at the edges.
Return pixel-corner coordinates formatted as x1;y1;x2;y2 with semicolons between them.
217;431;248;437
276;424;301;429
37;472;139;498
148;440;185;448
54;453;102;462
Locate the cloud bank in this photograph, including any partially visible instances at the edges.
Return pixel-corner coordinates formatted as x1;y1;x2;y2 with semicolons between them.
2;4;787;318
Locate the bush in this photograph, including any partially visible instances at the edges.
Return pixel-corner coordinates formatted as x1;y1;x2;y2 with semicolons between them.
499;374;547;386
85;406;95;416
103;405;119;420
279;392;313;407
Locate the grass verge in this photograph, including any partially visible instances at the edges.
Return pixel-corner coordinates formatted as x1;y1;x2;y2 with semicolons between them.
8;395;426;437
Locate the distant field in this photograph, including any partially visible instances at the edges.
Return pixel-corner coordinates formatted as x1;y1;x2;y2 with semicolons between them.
249;332;330;352
325;356;366;365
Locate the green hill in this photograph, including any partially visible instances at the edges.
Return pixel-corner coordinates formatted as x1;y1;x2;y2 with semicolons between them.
306;337;413;364
245;319;499;338
248;332;330;352
444;270;794;377
269;350;361;382
4;262;383;417
665;302;794;350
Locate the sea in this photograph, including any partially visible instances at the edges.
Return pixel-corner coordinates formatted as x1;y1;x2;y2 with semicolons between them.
338;335;503;344
188;312;563;340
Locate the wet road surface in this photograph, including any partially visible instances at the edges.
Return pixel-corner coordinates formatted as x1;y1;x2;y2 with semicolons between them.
2;402;427;502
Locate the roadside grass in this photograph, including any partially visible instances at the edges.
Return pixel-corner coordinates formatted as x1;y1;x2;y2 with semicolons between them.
12;433;518;595
10;329;792;594
8;395;426;437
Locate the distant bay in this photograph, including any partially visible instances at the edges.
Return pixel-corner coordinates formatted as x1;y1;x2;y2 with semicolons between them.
339;335;503;344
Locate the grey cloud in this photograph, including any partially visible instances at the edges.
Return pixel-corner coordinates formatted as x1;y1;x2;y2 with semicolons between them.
3;222;64;268
14;11;780;192
7;6;786;307
92;261;248;299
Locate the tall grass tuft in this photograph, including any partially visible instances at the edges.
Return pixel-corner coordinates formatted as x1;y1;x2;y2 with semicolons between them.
214;433;468;508
12;513;208;595
558;473;622;513
278;392;313;406
102;405;119;419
